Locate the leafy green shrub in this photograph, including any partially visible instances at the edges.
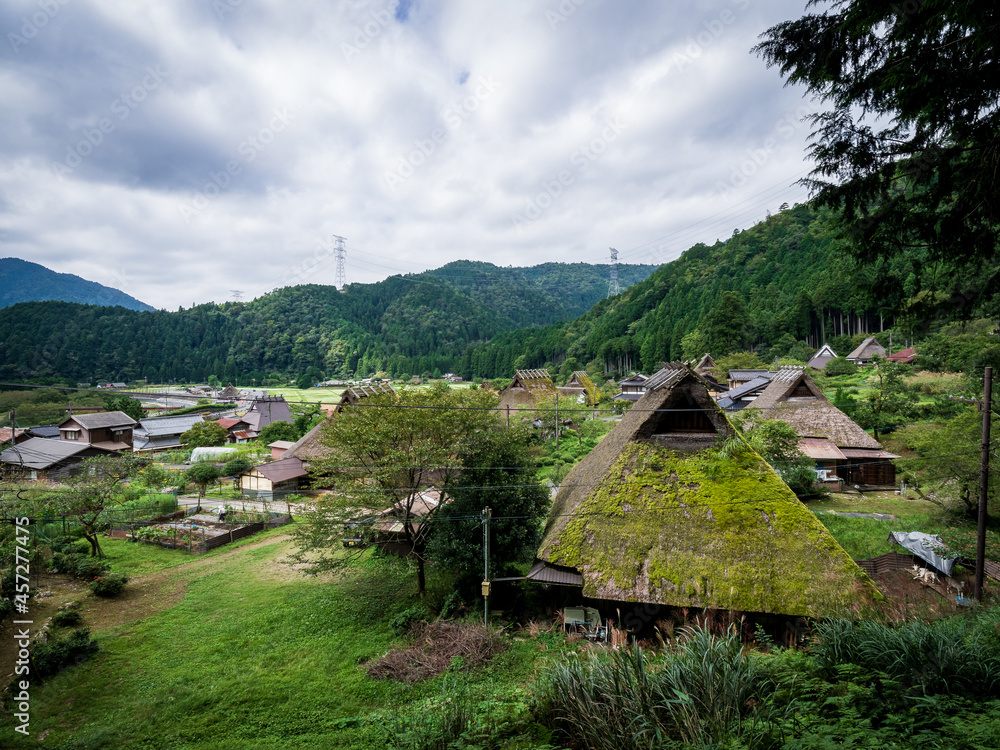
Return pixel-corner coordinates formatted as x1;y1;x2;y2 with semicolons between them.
90;572;129;597
390;606;428;635
52;538;90;555
52;609;83;628
0;598;14;621
50;552;75;574
31;627;99;678
386;674;496;750
73;557;111;580
824;356;858;376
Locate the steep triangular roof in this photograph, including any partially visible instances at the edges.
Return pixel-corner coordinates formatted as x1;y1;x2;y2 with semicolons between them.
285;384;398;462
693;353;715;375
498;369;559;411
219;383;239;399
560;371;600;406
807;344;838;369
750;367;882;450
846;336;886;361
535;363;876;617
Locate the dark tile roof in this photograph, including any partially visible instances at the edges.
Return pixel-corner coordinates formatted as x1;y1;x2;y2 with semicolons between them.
60;411;137;429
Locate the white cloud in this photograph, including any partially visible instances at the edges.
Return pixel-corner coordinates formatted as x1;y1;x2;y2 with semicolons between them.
0;0;816;309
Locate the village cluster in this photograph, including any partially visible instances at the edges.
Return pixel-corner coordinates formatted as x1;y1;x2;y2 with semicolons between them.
2;334;970;627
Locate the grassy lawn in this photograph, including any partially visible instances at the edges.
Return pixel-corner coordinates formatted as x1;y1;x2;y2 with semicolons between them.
5;529;560;749
805;491;955;560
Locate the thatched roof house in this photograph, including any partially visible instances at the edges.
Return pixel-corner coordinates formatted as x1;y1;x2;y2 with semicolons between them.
807;344;838;370
558;371;600;406
533;363;877;617
846;336;886;364
749;367;897;486
692;353;715;376
498;369;559;412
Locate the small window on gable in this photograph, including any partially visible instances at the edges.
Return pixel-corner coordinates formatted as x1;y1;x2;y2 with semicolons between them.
647;389;718;435
791;383;813;398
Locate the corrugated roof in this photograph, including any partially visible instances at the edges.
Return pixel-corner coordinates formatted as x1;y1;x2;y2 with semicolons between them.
642;362;688;391
252;456;308;483
798;437;847;461
722;375;772;402
728;370;773;383
0;438;109;469
526;560;583;586
840;448;900;459
886;347;916;362
136;414;203;437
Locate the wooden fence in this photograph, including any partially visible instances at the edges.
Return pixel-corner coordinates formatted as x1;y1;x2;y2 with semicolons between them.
855;552;916;576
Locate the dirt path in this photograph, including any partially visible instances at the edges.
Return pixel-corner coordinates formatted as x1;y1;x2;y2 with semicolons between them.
0;533;293;682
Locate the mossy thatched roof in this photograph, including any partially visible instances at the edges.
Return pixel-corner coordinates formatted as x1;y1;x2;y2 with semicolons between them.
559;371;600;406
536;364;877;617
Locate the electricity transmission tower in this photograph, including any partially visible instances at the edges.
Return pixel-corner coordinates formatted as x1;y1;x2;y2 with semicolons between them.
332;235;347;290
607;247;620;297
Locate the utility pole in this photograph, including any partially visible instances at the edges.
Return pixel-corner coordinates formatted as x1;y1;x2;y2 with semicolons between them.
555;394;559;450
976;367;993;601
482;507;492;625
951;366;993;602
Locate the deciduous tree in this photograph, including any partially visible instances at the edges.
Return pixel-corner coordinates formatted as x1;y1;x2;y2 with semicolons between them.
293;385;502;596
56;454;147;557
180;420;227;448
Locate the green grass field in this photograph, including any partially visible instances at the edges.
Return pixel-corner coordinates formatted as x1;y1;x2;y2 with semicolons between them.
806;492;951;559
5;528;560;749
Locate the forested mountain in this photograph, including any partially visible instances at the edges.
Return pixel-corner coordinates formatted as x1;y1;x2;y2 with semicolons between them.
0;257;154;311
466;203;943;378
0;261;654;383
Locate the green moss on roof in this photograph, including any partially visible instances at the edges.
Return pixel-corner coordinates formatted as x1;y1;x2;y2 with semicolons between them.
538;441;877;617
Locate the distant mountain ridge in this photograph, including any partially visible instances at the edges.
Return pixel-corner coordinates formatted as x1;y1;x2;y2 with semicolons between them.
0;257;154;311
0;259;656;382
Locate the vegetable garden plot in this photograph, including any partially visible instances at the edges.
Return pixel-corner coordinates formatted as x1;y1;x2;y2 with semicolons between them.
125;511;291;553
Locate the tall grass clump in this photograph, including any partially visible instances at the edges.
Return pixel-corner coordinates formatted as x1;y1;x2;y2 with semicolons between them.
814;607;1000;696
536;626;774;749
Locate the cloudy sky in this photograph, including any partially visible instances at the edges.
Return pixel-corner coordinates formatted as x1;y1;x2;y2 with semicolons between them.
1;0;819;310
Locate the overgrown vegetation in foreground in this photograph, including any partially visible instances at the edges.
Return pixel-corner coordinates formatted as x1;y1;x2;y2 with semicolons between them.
4;525;1000;750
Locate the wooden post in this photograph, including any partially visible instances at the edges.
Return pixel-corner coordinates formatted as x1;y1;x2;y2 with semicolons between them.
976;366;992;602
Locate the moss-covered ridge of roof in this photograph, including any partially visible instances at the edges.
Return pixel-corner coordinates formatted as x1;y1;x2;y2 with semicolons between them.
538;442;877;617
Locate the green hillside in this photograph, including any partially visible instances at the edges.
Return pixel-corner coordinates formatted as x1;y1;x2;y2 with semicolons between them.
0;261;654;383
466;204;928;378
